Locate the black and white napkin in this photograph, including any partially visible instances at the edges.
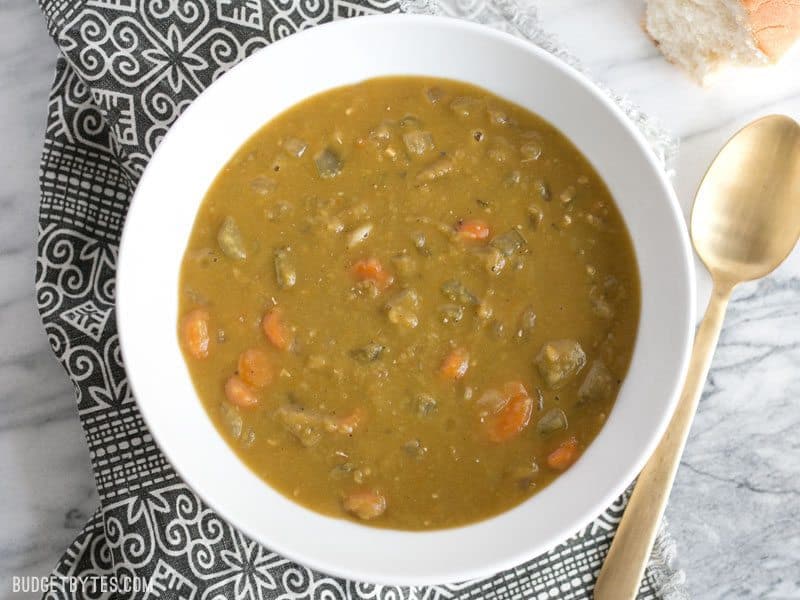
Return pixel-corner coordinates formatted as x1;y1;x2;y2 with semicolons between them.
36;0;686;597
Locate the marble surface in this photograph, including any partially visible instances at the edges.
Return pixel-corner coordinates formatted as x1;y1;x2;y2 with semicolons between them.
0;0;798;597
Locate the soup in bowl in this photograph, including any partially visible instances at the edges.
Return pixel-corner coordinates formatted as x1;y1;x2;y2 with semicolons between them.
117;15;694;584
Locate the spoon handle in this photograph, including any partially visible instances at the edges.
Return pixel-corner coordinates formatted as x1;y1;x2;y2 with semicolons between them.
593;281;733;600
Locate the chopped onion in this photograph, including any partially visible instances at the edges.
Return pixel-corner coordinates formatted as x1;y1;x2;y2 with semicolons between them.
402;130;434;155
521;141;542;161
282;137;308;158
250;175;277;196
346;223;373;248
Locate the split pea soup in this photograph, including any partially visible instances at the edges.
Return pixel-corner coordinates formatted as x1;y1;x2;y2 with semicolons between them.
178;76;640;530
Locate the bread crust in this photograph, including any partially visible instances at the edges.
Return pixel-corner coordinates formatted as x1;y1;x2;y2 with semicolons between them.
742;0;800;59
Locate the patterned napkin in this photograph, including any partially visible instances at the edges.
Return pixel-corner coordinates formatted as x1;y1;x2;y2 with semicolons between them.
36;0;686;598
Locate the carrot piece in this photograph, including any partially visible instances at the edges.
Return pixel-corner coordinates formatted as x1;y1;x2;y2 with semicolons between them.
547;437;580;471
262;307;291;350
237;348;272;389
456;219;490;241
351;258;394;291
486;382;533;442
440;347;470;380
224;375;258;408
181;309;210;359
503;381;529;402
342;489;387;520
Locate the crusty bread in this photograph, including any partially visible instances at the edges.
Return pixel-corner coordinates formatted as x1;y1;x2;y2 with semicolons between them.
746;0;800;58
644;0;800;82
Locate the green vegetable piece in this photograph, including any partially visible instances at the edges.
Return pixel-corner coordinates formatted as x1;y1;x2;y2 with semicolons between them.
589;277;622;320
274;247;296;289
528;204;544;228
490;229;527;257
438;303;464;324
369;121;392;144
330;462;354;479
560;186;576;205
535;339;587;389
578;361;615;404
217;216;247;261
403;438;428;458
314;148;342;179
535;179;551;202
277;404;322;447
351;342;385;363
520;305;537;331
481;247;507;275
441;279;479;305
385;289;420;329
415;393;438;417
536;407;568;435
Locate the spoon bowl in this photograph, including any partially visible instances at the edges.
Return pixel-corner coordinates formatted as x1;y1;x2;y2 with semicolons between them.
691;115;800;283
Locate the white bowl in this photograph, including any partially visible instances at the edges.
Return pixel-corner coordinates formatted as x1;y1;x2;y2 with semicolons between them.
117;14;695;586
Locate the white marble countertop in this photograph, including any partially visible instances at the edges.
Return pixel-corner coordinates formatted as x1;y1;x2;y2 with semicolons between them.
1;0;798;597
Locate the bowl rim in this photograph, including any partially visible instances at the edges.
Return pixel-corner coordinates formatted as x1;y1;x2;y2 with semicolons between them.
117;13;696;585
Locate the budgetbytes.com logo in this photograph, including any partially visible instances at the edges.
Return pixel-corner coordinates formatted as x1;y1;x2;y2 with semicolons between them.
9;574;152;595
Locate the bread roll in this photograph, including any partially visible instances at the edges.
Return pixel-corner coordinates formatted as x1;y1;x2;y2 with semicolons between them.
645;0;800;82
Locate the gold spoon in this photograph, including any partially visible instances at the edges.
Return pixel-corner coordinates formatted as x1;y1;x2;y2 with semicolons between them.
594;114;800;599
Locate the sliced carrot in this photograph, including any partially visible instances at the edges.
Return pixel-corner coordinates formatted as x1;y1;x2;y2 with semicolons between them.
475;388;508;418
547;437;580;471
262;307;291;350
456;219;490;241
440;347;470;380
486;382;533;443
181;309;210;359
237;348;272;388
351;258;394;291
224;375;258;408
503;381;529;403
342;489;387;520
